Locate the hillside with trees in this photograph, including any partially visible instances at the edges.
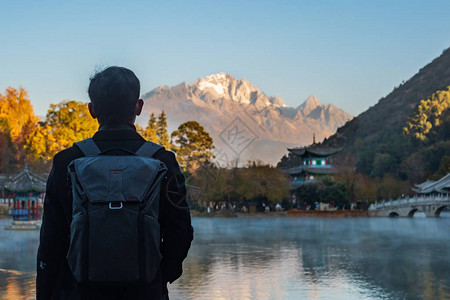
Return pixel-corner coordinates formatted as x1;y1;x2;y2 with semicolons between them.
276;48;450;204
321;47;450;184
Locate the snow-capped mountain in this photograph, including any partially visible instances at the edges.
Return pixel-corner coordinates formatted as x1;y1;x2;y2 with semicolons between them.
192;73;286;108
139;73;352;165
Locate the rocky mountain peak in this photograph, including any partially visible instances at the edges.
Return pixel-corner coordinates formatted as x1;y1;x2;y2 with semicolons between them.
195;73;231;95
192;73;268;106
298;95;321;115
140;74;352;164
270;94;286;107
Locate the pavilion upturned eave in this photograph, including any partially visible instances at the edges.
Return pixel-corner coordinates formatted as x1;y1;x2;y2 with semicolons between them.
4;169;47;193
284;165;340;175
287;146;343;157
412;173;450;194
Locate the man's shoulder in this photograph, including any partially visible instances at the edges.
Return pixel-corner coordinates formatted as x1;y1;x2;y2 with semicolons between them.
52;138;180;173
154;147;176;160
151;147;184;179
53;142;178;164
153;147;179;166
52;145;83;168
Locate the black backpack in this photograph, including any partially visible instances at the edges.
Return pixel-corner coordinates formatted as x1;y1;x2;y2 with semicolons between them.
66;138;167;284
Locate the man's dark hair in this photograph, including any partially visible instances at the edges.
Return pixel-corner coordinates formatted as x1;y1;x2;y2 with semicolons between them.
88;66;140;124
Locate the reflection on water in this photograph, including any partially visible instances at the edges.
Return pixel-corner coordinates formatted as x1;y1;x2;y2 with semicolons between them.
0;220;38;300
169;215;450;300
0;271;35;300
0;215;449;300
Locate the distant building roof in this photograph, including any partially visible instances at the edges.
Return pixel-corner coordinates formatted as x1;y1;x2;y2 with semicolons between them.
0;175;9;189
285;165;340;175
413;179;434;189
290;181;308;189
303;166;340;175
287;146;342;157
412;173;450;194
4;167;47;193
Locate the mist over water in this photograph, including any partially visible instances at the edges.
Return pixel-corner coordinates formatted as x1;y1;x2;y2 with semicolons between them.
0;220;38;300
0;215;449;300
169;216;450;300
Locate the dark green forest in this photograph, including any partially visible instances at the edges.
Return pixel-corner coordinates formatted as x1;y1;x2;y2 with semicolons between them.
321;48;450;184
279;48;450;204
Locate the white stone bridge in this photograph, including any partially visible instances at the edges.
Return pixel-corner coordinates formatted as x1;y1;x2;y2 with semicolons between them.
368;194;450;218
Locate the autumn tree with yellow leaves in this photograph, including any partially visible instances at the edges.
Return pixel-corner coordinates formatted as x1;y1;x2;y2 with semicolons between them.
0;87;218;177
403;86;450;141
26;101;98;161
0;87;39;163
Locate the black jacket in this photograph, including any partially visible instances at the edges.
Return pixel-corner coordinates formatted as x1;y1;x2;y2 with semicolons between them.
36;125;194;300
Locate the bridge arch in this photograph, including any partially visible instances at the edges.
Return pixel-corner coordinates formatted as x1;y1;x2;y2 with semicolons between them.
369;195;450;218
434;205;448;217
389;212;399;218
407;208;418;217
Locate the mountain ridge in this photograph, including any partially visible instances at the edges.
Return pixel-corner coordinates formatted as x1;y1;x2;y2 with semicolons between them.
320;47;450;180
140;73;353;164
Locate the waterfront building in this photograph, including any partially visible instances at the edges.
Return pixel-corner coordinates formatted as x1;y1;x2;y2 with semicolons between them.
412;173;450;195
282;137;342;208
0;175;12;207
4;166;46;223
284;144;342;189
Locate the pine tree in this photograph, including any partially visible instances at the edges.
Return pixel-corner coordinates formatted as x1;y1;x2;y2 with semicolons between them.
135;123;145;136
157;111;171;149
143;113;159;143
171;121;215;172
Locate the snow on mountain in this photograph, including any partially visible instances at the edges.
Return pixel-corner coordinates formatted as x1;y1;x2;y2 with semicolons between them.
196;73;228;94
140;73;352;165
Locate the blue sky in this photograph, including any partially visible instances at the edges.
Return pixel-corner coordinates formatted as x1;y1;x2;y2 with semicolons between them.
0;0;449;116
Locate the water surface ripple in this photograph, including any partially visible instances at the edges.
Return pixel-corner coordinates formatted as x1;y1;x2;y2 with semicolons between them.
169;215;450;300
0;215;449;300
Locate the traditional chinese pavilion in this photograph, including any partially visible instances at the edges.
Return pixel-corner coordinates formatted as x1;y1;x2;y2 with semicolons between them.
4;166;46;229
412;173;450;195
284;140;342;189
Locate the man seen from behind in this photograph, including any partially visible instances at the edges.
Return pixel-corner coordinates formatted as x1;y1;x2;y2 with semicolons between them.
37;66;194;300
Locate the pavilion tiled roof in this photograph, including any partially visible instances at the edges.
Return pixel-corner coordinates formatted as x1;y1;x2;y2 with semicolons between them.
287;146;342;157
414;180;434;189
290;181;309;189
302;166;340;175
0;175;9;189
4;167;47;193
285;165;340;175
412;173;450;194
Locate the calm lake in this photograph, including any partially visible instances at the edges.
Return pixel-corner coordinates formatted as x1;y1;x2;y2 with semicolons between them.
0;215;449;300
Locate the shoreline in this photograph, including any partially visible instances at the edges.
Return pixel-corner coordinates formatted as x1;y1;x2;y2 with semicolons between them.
287;209;367;218
191;209;368;218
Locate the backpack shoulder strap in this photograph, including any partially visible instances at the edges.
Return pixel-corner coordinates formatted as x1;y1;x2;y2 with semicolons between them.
74;138;101;156
135;141;163;158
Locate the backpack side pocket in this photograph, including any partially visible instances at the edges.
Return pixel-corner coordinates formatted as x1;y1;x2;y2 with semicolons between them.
67;212;88;283
142;214;162;282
